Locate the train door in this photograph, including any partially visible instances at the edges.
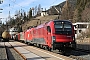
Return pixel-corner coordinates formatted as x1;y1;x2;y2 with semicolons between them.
47;26;52;47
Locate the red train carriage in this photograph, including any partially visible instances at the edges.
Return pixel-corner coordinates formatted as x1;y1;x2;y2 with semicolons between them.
26;20;76;51
16;32;25;42
25;28;34;43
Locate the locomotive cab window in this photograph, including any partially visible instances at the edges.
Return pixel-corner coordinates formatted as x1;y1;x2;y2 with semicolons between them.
47;26;51;33
54;21;72;35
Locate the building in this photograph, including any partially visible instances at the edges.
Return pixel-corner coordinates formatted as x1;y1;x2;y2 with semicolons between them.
73;22;90;38
40;11;48;16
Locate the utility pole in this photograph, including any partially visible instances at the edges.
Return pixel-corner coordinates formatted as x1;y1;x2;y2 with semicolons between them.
8;3;11;20
0;0;3;26
0;0;3;37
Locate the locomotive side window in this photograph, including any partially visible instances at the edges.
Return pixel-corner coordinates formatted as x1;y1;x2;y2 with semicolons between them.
47;26;51;33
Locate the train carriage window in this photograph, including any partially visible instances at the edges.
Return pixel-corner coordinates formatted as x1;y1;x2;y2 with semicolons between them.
47;26;51;33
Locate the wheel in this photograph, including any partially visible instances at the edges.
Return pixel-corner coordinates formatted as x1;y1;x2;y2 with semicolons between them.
47;47;53;51
24;40;27;44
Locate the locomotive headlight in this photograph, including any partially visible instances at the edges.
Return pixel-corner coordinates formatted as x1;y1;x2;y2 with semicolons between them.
52;36;56;42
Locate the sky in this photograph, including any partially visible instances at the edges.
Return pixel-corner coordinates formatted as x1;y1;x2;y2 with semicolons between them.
0;0;66;23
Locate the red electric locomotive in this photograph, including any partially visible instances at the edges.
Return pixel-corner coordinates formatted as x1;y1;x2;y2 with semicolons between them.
24;20;76;52
15;20;76;52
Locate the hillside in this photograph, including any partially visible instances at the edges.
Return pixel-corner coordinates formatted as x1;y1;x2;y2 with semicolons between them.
73;0;90;22
22;15;59;31
47;0;76;15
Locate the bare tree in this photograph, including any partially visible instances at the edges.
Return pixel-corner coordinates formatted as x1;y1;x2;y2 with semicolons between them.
35;6;37;16
61;0;74;20
82;2;90;22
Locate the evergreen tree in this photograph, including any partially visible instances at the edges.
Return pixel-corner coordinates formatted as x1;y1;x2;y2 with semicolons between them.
28;8;32;20
37;4;41;15
23;12;27;22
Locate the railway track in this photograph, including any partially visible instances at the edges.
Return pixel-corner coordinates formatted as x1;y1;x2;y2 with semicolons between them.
0;42;24;60
44;48;90;60
0;41;90;60
32;44;90;60
69;49;90;60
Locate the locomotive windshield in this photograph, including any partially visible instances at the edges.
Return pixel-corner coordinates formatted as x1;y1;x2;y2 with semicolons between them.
54;21;72;35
